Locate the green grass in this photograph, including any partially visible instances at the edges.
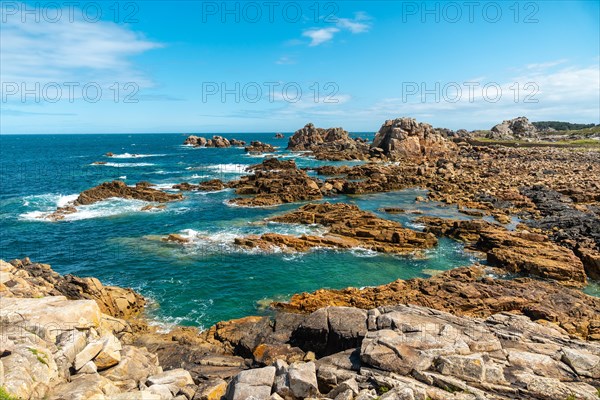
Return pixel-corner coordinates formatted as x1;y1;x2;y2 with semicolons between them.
27;347;49;367
0;386;19;400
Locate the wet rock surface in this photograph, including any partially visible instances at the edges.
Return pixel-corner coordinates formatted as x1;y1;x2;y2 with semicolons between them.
45;181;183;221
75;181;183;205
235;202;437;254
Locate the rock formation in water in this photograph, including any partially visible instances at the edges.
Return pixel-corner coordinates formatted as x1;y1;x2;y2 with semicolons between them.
371;117;459;161
227;159;323;207
184;135;246;147
235;203;437;254
244;141;275;154
45;181;183;221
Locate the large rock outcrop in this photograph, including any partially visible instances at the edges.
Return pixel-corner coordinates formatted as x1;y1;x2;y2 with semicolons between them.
488;116;538;140
371;117;459;161
287;123;371;161
234;202;437;254
0;259;196;400
1;258;145;319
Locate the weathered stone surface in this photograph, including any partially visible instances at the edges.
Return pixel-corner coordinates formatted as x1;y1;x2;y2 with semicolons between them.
420;217;588;286
148;368;195;387
76;180;183;206
291;307;368;357
2;258;145;319
274;265;600;341
359;304;600;400
74;338;105;370
488;116;538;139
371;117;458;161
227;159;323;207
94;334;123;370
287;361;319;398
173;179;226;192
225;366;276;400
287;123;370;161
100;345;162;384
236;203;437;254
48;373;121;400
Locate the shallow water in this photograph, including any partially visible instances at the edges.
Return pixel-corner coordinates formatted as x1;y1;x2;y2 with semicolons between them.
1;133;594;328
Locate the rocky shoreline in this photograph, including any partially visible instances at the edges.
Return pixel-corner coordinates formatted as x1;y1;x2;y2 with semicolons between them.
4;116;600;399
2;258;600;400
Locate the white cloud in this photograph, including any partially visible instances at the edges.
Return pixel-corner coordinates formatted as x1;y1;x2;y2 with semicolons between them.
302;27;340;46
301;12;372;46
337;18;369;33
0;3;162;87
276;56;296;65
347;61;600;129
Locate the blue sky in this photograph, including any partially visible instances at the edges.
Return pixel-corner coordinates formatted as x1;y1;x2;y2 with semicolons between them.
1;0;599;133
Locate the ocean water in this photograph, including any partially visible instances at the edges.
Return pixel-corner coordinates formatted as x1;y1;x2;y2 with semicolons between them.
1;133;582;329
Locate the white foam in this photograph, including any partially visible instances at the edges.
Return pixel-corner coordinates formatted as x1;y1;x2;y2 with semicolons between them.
108;153;166;159
349;247;379;258
206;164;250;173
57;194;79;208
244;153;276;158
119;175;127;180
91;162;155;167
190;174;210;179
19;194;151;222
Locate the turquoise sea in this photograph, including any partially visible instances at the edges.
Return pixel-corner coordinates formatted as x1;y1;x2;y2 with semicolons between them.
2;133;594;328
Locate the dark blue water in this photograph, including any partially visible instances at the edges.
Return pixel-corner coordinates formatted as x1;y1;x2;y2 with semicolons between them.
1;133;486;329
